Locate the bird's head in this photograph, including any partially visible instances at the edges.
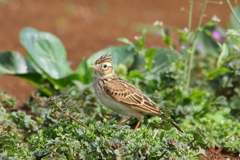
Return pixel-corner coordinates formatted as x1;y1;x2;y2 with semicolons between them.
90;54;115;78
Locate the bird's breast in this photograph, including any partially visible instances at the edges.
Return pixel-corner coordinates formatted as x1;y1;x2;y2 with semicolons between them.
93;78;143;120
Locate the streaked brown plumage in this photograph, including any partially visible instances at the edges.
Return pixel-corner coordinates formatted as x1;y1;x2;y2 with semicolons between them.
90;54;183;133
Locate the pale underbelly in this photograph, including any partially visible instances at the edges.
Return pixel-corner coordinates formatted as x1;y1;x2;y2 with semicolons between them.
94;82;143;120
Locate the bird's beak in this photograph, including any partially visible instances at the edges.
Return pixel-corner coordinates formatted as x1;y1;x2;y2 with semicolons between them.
90;65;96;69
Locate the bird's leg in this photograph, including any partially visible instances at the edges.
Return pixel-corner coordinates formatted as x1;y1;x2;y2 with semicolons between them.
120;117;133;125
134;120;141;131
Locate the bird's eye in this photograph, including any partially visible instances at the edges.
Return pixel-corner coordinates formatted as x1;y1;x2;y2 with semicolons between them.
102;64;108;69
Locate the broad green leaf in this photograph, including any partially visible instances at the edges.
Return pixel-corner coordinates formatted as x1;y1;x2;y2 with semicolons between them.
17;73;52;96
195;29;217;55
151;48;178;73
76;57;94;84
129;48;177;73
54;73;83;87
87;45;135;68
129;53;145;71
217;43;229;69
20;27;72;80
194;25;225;55
0;51;30;74
230;6;240;29
0;52;52;95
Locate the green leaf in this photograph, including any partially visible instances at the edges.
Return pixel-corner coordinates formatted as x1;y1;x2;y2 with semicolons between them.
151;48;178;73
87;45;135;68
76;57;94;84
16;73;53;95
0;51;53;95
128;70;144;79
230;6;240;29
189;89;206;104
0;51;30;74
129;48;177;73
53;73;84;87
206;67;230;80
20;27;72;80
176;28;188;43
194;25;225;55
144;48;156;70
129;53;145;71
162;33;172;47
195;147;206;156
136;29;146;50
117;38;134;47
217;43;229;69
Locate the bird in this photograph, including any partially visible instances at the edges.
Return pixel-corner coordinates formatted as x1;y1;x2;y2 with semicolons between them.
90;54;184;133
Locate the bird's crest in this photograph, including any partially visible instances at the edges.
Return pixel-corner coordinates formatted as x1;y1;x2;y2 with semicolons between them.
95;54;112;64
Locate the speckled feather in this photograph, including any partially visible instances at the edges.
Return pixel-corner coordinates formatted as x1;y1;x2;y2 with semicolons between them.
94;54;112;65
90;54;184;133
101;75;163;115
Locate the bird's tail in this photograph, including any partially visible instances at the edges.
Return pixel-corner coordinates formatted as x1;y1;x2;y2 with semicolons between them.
152;120;184;138
171;121;184;133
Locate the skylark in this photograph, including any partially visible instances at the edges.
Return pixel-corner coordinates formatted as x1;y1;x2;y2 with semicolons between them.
90;54;184;133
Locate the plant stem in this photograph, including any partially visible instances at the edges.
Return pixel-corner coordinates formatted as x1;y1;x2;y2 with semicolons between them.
185;0;194;91
188;0;194;31
186;0;208;91
187;137;197;147
226;0;240;24
186;47;194;91
186;31;199;91
198;0;208;28
57;105;90;129
158;150;168;160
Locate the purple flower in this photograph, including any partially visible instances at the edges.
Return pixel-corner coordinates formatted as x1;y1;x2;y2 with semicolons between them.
211;30;221;41
197;43;203;50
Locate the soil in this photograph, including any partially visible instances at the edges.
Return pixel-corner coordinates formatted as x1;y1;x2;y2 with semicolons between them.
0;0;239;159
202;148;240;160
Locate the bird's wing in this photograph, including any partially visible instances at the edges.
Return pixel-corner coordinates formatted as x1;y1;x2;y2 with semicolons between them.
103;77;163;115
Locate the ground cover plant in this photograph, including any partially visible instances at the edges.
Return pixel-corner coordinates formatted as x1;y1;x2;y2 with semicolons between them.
0;0;240;159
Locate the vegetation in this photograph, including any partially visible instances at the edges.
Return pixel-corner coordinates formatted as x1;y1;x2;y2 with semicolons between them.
0;1;240;159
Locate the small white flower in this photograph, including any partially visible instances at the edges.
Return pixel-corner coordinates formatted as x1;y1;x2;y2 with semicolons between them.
183;27;189;33
181;46;187;50
134;36;141;41
227;29;240;40
212;15;221;22
227;29;240;36
233;45;240;51
153;20;163;27
179;28;189;33
227;29;235;35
